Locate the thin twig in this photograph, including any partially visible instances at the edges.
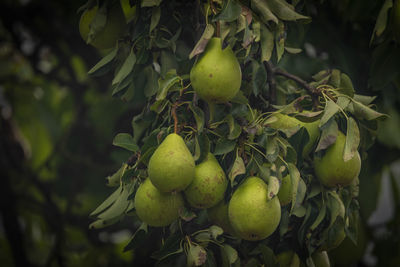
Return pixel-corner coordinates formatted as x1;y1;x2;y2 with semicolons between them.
274;68;314;94
172;102;179;134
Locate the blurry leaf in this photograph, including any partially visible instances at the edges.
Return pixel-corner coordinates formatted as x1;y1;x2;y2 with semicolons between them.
225;114;242;140
113;133;139;152
189;24;215;59
214;138;236;155
228;153;245;184
156;69;181;100
327;191;344;228
251;0;278;24
267;176;280;199
179;207;197;222
87;4;107;44
312;70;331;82
267;0;310;21
284;47;302;54
89;216;122;229
189;103;205;133
213;0;242;22
275;21;285;62
144;66;159;97
370;0;393;43
106;163;128;186
98;183;134;220
266;136;279;163
141;0;162;7
194;133;210;163
187;244;207;266
260;24;274;61
344;117;360;162
90;186;122;217
310;204;327;231
221;244;238;265
150;6;161;33
353;94;376;105
288;163;301;213
316;119;338;152
369;42;400;88
152;232;183;260
257;244;278;267
209;225;224;239
338;73;355;97
124;223;148;251
88;47;117;76
112;50;136;85
251;60;267;96
329;69;341;88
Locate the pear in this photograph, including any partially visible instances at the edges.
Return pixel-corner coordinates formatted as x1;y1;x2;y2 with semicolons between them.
276;250;300;267
314;131;361;187
184;153;228;209
267;113;320;157
207;200;236;235
134;179;184;227
228;177;281;241
190;37;242;103
148;133;195;192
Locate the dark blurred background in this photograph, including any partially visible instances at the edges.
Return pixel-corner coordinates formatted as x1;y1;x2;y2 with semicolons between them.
0;0;399;266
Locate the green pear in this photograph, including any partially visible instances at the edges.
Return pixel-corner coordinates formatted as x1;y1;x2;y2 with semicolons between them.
134;179;184;227
228;177;281;241
267;113;320;157
277;174;293;206
190;37;242;103
314;131;361;187
184;153;228;209
312;251;330;267
148;133;195;192
276;250;300;267
207;201;236;235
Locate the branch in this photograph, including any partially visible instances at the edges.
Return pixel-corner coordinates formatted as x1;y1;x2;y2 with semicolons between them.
171;102;179;134
274;68;314;94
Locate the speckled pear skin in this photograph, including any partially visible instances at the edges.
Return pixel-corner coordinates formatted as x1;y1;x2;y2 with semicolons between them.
148;133;195;192
184;153;228;209
190;37;242;103
228;177;281;241
134;179;184;227
314;131;361;188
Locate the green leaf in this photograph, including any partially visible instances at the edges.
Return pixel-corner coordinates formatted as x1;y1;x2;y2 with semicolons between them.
228;153;246;184
113;133;139;152
156;69;181;100
112;50;136;85
344;117;360;162
284;46;302;54
89;216;122;229
87;4;107;44
88;47;117;76
187;244;207;266
288;163;301;213
267;0;310;21
329;69;341;88
152;232;183;260
150;6;161;33
310;204;327;231
260;24;274;62
338;73;355;97
189;24;215;59
315;119;338;152
144;66;159;97
209;225;224;239
266;136;279;163
214;138;236;155
267;176;280;199
141;0;162;7
213;0;242;22
97;183;134;220
319;96;349;127
194;133;210;163
106;163;128;187
225;114;242;140
251;0;278;24
257;244;278;267
221;244;238;265
251;60;267;96
275;21;285;62
90;186;122;217
370;0;393;43
351;100;388;120
124;223;148;252
179;207;197;222
189;103;205;133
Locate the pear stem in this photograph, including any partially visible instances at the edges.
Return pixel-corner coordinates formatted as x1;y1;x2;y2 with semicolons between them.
172;102;179;134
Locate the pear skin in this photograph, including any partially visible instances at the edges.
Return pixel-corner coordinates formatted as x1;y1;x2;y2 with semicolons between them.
148;133;195;192
190;37;242;103
134;179;184;227
184;153;228;209
207;201;236;235
228;177;281;241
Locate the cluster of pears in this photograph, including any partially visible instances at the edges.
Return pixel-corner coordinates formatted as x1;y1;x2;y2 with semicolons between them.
190;37;242;103
134;133;228;227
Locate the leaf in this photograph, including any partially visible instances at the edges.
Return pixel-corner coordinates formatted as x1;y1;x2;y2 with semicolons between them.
310;204;327;231
275;21;285;62
194;133;210;163
213;0;242;22
315;119;338;152
338;73;355;97
343;117;360;162
156;69;181;100
284;46;302;54
90;186;122;217
189;103;205;133
88;47;117;76
89;216;122;229
351;100;388;120
221;244;238;265
214;138;236;155
113;133;139;152
144;66;159;97
151;232;183;260
124;223;148;251
329;69;341;88
267;0;310;21
251;0;278;24
228;154;245;184
260;24;274;62
87;4;107;44
150;6;161;33
112;50;136;85
187;244;207;266
189;24;215;59
288;163;301;213
97;183;134;220
225;114;242;140
266;136;279;163
179;207;197;222
209;225;224;239
319;96;349;127
251;60;267;96
257;244;278;267
106;163;128;186
267;176;280;199
370;0;393;43
141;0;162;7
